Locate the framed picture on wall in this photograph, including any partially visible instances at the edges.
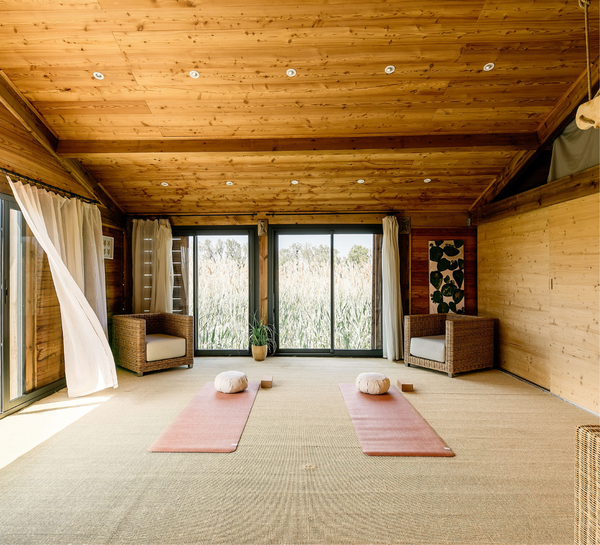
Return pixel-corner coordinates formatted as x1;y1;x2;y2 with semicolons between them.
428;240;465;314
103;236;114;260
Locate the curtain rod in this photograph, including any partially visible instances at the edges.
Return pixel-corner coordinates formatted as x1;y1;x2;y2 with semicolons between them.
132;211;398;218
1;166;100;205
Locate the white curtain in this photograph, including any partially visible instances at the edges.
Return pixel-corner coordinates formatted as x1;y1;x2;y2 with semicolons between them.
8;178;118;397
132;219;173;314
382;216;403;361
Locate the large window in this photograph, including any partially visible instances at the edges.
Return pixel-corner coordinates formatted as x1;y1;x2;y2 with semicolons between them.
172;228;258;355
271;226;382;356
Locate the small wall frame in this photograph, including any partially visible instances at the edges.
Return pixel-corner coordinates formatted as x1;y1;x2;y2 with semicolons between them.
103;236;114;259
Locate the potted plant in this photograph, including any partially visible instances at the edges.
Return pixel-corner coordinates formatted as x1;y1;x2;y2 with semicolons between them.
249;313;276;361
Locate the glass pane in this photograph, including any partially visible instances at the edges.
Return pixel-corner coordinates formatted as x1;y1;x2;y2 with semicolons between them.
196;235;249;350
278;234;330;349
8;208;27;401
333;234;375;350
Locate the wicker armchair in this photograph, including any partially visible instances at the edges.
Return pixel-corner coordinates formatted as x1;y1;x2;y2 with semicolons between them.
112;313;193;376
403;314;494;377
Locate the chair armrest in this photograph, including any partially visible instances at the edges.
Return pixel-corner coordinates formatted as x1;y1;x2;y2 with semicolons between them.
161;314;194;356
445;317;494;369
112;315;147;365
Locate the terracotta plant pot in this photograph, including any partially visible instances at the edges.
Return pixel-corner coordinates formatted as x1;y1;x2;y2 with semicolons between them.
252;345;268;361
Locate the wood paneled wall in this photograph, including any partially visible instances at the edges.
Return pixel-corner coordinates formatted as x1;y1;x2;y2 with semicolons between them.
103;225;125;342
478;193;599;414
26;229;64;390
410;228;478;315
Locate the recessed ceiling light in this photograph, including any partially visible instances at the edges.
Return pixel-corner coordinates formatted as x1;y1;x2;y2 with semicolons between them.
424;178;432;183
226;181;233;186
286;68;297;77
93;72;104;80
189;70;200;79
384;65;396;75
160;182;169;187
357;179;365;184
483;62;495;72
291;180;299;185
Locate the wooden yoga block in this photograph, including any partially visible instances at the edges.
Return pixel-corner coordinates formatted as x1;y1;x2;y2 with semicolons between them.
396;379;413;392
261;375;273;388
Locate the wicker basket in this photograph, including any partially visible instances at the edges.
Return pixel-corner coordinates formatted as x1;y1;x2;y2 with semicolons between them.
576;425;600;545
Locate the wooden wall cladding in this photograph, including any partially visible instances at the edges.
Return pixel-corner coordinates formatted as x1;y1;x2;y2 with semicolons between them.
0;104;93;198
478;209;551;388
478;194;599;414
26;227;64;389
103;226;125;342
410;228;477;316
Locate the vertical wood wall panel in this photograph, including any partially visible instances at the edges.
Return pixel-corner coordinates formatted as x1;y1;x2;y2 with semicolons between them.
478;194;599;413
478;210;551;388
410;228;478;315
549;194;599;413
103;225;125;342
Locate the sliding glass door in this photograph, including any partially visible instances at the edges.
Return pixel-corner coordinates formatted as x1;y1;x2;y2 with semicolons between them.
271;227;382;356
1;194;66;417
172;228;258;355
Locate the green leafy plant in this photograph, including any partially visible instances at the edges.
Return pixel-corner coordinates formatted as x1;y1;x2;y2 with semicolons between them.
249;312;277;353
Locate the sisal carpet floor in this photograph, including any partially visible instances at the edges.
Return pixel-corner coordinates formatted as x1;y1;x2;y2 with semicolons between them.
0;357;597;545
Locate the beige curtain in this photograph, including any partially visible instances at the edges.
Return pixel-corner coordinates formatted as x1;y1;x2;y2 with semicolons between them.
132;219;173;313
382;216;403;361
548;117;600;182
8;178;117;397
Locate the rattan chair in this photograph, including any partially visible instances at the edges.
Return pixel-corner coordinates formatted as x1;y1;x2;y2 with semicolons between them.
112;313;193;376
403;314;494;377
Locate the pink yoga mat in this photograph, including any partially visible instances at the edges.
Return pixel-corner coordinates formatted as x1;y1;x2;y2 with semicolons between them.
339;383;455;457
149;381;260;453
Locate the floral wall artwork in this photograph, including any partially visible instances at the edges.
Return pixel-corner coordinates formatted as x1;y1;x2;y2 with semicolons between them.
428;240;465;314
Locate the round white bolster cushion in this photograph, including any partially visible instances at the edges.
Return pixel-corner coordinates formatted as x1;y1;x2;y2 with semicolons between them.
356;372;390;395
215;371;249;394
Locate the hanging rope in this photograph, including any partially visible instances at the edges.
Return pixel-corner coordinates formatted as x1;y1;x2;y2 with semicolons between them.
579;0;593;101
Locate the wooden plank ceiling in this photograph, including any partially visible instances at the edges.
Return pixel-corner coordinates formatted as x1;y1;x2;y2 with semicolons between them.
0;0;597;216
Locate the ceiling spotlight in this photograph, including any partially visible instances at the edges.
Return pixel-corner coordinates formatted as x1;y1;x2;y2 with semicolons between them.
291;180;299;185
160;182;169;187
424;178;432;183
286;68;297;77
483;62;495;72
93;72;104;80
226;181;234;186
189;70;200;79
357;179;365;184
384;65;396;75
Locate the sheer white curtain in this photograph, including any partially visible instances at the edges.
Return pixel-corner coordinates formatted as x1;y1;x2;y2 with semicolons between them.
382;215;403;361
8;177;118;397
132;219;173;314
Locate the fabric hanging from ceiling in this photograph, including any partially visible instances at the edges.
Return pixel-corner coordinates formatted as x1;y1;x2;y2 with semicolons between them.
132;219;174;314
547;117;600;183
8;177;118;398
381;216;403;361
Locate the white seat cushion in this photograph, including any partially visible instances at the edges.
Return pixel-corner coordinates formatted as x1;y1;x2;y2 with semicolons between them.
410;335;446;363
356;372;390;395
146;334;186;362
215;371;249;394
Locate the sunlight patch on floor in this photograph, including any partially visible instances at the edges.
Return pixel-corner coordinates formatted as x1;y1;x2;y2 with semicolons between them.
0;390;113;470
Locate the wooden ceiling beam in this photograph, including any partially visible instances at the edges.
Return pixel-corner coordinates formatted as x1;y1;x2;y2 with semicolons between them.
0;70;123;216
470;56;600;211
57;133;540;157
